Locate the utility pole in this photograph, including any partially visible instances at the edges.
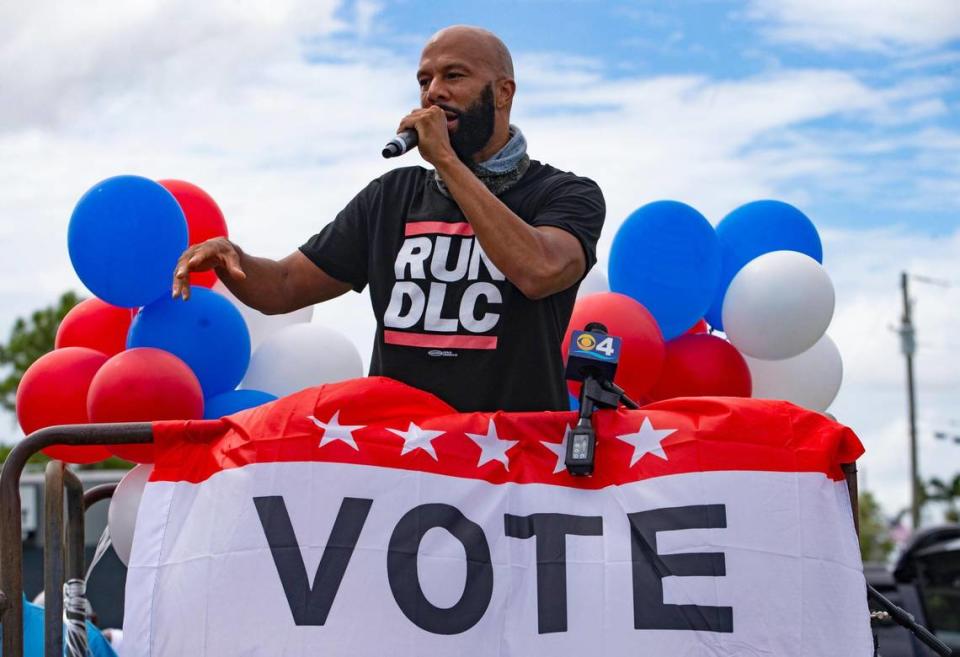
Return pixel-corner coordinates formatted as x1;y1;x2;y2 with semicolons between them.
898;272;920;529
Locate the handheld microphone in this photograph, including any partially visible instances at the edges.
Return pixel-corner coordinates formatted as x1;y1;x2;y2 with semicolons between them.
382;130;418;158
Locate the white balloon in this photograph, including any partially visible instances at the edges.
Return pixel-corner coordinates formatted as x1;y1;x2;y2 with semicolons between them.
722;250;834;360
107;464;153;566
241;323;363;398
746;334;843;412
577;267;609;299
213;281;313;350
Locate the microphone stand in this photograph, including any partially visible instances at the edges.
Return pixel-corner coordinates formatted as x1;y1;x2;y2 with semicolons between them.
867;584;953;656
566;375;639;476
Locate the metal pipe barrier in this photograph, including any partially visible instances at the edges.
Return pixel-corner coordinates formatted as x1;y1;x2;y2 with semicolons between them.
42;461;85;657
82;483;118;511
63;464;86;657
0;423;153;657
42;462;65;656
842;461;859;535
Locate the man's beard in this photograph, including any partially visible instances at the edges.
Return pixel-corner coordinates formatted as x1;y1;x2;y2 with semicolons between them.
447;84;496;164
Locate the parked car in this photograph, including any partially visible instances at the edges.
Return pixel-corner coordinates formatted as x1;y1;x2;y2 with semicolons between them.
868;525;960;656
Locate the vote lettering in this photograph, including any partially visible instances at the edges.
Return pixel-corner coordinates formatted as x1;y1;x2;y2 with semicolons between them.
255;496;734;636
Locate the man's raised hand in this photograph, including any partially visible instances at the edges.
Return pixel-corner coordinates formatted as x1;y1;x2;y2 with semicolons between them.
172;237;246;301
397;106;455;166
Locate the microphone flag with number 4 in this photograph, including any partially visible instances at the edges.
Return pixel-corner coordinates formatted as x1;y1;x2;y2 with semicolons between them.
122;377;872;657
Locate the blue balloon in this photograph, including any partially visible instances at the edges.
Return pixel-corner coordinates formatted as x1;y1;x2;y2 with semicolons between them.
23;596;117;657
68;175;188;308
128;287;251;397
204;389;277;419
608;201;720;339
705;200;822;331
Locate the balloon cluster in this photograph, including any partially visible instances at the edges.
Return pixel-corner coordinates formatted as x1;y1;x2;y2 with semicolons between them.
571;199;841;412
15;176;363;464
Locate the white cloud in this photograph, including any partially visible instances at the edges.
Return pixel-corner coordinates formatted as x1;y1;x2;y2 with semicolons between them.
824;226;960;515
748;0;960;52
511;60;957;252
826;227;960;387
0;0;345;131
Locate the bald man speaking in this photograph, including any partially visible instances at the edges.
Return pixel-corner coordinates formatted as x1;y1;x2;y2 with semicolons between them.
172;26;605;412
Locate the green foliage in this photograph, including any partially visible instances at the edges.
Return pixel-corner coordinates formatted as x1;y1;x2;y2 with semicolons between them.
0;443;134;471
76;455;135;471
859;490;895;562
0;443;51;467
0;291;133;471
925;474;960;523
0;291;83;414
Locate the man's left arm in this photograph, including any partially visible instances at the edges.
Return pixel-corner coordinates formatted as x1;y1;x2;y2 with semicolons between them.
400;106;603;300
437;157;592;299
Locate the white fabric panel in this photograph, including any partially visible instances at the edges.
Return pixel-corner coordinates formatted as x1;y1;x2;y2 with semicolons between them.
123;464;872;657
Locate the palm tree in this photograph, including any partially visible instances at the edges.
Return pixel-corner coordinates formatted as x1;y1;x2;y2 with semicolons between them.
924;474;960;523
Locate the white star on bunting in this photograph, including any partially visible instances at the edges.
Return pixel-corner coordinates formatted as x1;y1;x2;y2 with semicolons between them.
387;422;445;460
465;419;518;470
616;417;677;466
308;411;365;451
541;424;572;474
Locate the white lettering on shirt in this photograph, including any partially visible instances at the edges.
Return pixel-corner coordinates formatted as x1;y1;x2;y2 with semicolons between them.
459;282;501;333
468;242;505;281
394;237;432;280
430;236;471;282
385;231;504;337
383;281;425;329
424;282;459;332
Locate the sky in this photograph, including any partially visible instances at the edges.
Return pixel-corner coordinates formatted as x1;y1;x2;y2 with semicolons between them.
0;0;958;520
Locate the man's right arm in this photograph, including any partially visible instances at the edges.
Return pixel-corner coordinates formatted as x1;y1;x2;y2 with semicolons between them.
171;238;352;315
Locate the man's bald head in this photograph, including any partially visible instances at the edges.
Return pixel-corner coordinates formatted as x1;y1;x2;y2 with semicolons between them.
423;25;514;81
417;25;517;162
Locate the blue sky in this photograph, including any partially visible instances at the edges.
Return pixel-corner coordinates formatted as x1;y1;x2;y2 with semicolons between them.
332;0;960;235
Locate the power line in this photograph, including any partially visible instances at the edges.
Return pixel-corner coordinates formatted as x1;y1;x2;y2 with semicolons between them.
909;274;953;288
933;431;960;445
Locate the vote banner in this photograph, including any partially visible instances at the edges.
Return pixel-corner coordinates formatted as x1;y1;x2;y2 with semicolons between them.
122;377;872;656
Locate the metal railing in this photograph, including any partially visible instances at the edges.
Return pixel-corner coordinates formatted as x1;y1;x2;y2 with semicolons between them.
43;461;85;657
0;423;153;657
83;483;119;510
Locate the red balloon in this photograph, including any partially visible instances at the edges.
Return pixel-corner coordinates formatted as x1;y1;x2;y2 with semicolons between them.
55;297;133;356
685;318;709;335
563;292;665;400
648;334;752;401
16;347;112;463
158;179;227;288
88;348;204;463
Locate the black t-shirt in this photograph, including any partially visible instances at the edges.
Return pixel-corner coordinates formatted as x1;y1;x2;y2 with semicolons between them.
299;161;605;412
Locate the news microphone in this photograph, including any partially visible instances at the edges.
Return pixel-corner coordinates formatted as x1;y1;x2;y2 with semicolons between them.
564;323;620;476
382;130;418;158
564;322;637;476
564;322;619;384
